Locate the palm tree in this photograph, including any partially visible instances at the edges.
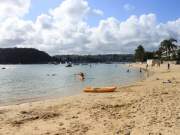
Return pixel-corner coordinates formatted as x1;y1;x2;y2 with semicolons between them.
160;38;177;60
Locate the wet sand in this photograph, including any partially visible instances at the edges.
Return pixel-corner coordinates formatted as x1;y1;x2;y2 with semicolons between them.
0;63;180;135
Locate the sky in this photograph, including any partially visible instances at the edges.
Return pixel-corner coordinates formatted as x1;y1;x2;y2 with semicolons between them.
0;0;180;55
26;0;180;25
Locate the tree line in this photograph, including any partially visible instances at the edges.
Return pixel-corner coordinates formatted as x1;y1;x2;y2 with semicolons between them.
134;38;180;62
53;54;134;63
0;48;134;64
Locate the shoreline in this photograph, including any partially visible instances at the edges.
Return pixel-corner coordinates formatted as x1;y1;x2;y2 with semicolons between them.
0;64;145;107
1;63;180;134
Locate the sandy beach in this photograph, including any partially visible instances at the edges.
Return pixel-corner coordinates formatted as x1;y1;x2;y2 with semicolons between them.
0;64;180;135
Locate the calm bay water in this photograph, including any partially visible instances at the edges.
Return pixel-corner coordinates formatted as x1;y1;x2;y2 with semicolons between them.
0;64;144;105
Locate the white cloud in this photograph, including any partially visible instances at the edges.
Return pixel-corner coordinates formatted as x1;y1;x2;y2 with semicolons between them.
123;4;135;11
0;17;34;47
49;0;90;23
0;0;180;55
36;14;53;29
0;0;31;20
92;9;104;16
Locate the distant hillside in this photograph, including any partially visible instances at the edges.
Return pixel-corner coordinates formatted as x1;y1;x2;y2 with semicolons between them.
0;48;134;64
0;48;52;64
53;54;134;63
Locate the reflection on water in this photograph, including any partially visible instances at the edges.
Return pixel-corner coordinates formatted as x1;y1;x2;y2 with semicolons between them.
0;64;144;105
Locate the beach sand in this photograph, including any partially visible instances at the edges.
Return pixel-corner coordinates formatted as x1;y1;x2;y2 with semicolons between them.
0;64;180;135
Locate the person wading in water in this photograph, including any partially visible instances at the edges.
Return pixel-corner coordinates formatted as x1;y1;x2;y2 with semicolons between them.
78;72;85;81
140;67;142;73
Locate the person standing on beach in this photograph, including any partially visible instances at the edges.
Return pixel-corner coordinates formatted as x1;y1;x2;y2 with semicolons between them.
140;67;142;73
168;63;170;70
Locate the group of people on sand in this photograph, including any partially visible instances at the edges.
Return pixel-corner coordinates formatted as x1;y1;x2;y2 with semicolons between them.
145;62;171;76
146;62;171;70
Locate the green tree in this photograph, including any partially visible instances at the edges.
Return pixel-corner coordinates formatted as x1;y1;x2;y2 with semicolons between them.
145;51;154;60
176;49;180;64
155;49;162;59
135;45;145;62
159;38;177;60
177;49;180;60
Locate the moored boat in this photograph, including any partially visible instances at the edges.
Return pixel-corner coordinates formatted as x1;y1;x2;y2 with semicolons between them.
66;63;72;67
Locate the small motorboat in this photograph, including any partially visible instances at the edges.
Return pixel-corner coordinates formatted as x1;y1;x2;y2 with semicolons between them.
66;63;72;67
84;86;117;93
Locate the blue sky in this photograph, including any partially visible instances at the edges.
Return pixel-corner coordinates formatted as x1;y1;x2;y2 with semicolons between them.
25;0;180;26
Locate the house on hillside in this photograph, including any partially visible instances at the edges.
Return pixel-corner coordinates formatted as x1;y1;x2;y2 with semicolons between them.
161;46;180;59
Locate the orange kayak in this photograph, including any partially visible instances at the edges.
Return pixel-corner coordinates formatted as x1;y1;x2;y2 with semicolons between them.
84;86;117;93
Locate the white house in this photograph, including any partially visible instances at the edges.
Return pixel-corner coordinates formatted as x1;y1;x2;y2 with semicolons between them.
161;46;180;59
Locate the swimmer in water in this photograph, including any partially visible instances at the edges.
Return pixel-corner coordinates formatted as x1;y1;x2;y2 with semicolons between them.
78;72;85;80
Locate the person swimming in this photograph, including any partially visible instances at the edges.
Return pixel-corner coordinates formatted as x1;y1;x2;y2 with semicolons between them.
78;72;85;80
